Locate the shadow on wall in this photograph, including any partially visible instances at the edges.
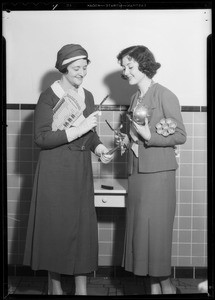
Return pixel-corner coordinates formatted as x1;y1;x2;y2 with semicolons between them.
10;112;35;265
39;69;136;106
39;70;61;93
96;208;126;267
103;70;136;105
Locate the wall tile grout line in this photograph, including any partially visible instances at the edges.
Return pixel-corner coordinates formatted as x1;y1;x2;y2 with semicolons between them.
6;107;208;269
6;104;208;112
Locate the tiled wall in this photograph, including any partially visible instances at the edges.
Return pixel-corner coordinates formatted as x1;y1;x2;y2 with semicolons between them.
6;105;207;269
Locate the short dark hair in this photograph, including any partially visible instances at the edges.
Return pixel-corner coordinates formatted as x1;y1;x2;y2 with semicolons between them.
117;45;161;79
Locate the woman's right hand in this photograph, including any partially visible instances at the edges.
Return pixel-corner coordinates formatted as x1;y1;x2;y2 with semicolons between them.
115;133;130;148
77;111;98;136
132;118;151;141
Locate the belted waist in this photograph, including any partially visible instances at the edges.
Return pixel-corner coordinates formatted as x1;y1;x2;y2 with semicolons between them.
68;144;90;151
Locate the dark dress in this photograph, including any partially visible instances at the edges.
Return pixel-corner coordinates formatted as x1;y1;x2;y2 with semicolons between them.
23;87;101;275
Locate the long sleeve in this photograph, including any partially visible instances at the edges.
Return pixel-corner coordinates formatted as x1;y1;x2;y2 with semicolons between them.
146;88;187;147
135;84;187;173
34;89;68;149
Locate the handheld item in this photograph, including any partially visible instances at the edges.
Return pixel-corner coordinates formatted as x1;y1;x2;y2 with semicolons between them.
105;119;127;155
127;105;150;125
95;95;109;113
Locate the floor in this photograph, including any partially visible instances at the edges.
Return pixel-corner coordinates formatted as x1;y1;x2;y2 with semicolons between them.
7;275;205;296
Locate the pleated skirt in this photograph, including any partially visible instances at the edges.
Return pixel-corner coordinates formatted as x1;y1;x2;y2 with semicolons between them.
122;155;176;276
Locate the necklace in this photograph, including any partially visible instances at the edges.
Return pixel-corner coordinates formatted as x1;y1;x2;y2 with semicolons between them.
137;80;154;104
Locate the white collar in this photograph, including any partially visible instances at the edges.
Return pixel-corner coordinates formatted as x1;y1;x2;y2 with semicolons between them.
51;80;85;100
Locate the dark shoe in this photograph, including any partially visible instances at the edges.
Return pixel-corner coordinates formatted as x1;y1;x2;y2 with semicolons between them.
176;287;181;294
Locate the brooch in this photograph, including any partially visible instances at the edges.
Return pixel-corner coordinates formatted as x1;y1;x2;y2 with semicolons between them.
156;118;177;136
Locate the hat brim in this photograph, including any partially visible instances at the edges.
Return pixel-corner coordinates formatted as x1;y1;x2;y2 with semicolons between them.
62;55;87;65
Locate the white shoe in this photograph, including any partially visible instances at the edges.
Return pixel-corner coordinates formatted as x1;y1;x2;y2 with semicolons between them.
198;280;208;293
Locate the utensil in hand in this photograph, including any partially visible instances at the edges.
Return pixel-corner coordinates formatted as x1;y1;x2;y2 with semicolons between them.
95;95;109;113
105;119;127;155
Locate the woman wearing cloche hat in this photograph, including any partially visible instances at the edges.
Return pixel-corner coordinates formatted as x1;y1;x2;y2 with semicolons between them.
23;44;113;295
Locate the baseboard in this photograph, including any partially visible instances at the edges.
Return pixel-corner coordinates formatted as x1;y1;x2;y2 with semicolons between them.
7;265;207;279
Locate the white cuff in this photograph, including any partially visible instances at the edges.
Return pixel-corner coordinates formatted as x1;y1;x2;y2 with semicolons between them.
65;127;80;142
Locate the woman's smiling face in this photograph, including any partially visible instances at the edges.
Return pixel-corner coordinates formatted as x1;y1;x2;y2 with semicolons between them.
65;58;88;88
121;55;145;85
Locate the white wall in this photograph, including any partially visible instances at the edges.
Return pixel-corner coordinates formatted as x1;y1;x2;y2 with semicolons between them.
3;9;211;105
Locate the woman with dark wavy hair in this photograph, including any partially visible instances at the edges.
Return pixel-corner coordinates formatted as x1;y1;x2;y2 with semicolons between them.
116;45;187;294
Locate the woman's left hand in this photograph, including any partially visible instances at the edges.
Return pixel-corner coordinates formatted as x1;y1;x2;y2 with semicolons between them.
132;118;151;141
